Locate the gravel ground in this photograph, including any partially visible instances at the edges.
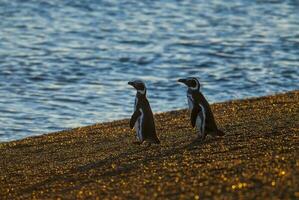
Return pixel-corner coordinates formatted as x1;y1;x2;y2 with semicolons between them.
0;91;298;199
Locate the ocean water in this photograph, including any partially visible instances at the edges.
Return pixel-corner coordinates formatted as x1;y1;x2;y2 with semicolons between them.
0;0;298;141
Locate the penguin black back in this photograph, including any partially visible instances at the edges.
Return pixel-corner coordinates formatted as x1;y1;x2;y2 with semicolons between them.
189;89;224;136
128;80;160;144
179;77;225;137
135;93;159;142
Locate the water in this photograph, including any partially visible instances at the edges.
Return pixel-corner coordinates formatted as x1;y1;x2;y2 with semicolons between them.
0;0;298;142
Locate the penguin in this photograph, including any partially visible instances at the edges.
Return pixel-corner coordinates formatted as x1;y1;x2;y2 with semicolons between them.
178;77;225;141
128;80;160;146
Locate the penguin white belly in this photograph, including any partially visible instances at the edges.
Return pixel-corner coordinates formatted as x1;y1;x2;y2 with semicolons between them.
196;104;206;137
196;116;203;135
134;108;144;142
187;95;193;110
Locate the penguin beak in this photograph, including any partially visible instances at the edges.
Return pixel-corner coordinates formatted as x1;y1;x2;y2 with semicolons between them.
178;78;187;84
128;81;134;87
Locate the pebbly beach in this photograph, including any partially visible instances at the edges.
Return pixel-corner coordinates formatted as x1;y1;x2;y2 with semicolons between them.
0;90;298;199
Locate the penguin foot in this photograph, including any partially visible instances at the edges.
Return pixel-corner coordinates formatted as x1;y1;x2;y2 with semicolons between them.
216;129;225;136
146;142;152;147
210;129;225;137
132;141;142;145
147;138;160;145
196;136;206;143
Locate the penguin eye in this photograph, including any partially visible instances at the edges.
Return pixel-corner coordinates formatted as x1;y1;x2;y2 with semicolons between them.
136;83;145;90
189;80;197;88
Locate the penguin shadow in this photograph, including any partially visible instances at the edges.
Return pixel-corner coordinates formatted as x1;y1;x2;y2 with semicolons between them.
18;134;225;196
74;135;224;176
18;147;146;195
184;139;204;150
74;135;222;177
183;135;224;150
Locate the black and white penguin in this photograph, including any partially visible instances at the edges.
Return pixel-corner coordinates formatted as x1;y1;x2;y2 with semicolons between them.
128;80;160;146
178;77;225;141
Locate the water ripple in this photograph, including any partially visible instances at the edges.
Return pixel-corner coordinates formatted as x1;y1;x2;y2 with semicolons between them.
0;0;298;141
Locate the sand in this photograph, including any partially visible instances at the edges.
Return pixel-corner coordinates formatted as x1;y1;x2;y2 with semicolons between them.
0;91;298;199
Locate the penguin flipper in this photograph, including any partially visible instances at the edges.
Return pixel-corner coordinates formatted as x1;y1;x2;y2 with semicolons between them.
216;129;225;136
191;105;200;128
152;135;161;144
130;110;141;129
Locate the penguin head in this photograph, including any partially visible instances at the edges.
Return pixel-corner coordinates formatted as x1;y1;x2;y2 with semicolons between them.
128;80;146;95
178;77;200;91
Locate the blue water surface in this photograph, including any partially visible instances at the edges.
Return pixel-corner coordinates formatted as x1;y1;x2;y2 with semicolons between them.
0;0;298;141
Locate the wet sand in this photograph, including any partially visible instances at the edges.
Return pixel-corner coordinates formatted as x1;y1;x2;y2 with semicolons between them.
0;91;298;199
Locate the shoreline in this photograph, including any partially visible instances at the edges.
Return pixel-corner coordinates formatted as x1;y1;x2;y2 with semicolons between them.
1;90;296;144
1;90;298;199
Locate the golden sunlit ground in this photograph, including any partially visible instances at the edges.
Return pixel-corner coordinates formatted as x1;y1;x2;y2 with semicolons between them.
0;91;298;199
